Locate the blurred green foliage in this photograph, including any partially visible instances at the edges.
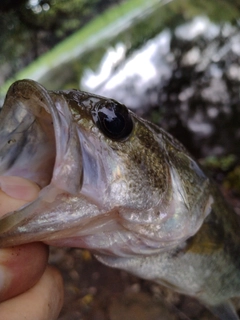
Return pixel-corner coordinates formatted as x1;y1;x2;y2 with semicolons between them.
224;165;240;195
201;155;237;172
1;0;240;87
201;155;240;195
0;0;121;82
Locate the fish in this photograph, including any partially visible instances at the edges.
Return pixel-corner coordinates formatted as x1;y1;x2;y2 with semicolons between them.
0;79;239;320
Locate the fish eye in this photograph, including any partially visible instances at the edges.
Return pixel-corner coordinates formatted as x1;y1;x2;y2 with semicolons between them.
92;100;133;140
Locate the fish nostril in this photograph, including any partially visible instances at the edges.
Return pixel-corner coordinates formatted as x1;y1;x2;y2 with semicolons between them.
7;139;16;145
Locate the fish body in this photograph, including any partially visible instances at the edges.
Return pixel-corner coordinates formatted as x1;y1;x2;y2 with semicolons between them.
0;80;239;319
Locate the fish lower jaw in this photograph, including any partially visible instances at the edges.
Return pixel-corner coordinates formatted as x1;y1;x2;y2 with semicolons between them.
42;217;176;257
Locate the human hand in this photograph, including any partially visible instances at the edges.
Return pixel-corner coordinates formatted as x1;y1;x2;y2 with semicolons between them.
0;176;64;320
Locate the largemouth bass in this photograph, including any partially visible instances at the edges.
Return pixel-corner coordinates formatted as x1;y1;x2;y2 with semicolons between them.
0;79;239;320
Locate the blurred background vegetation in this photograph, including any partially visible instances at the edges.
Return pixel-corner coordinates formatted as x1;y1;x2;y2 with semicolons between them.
0;0;125;84
1;0;240;87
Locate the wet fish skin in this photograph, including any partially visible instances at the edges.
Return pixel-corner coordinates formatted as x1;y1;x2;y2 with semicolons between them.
96;186;240;319
0;80;239;319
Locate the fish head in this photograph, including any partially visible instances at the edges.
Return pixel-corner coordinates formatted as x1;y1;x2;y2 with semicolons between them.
0;80;213;256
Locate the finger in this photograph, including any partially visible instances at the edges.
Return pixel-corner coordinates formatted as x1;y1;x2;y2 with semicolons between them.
0;176;40;216
0;265;64;320
0;242;48;302
0;176;48;301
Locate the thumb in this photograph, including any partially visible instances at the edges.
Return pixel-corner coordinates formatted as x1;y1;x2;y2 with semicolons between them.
0;176;48;302
0;176;40;216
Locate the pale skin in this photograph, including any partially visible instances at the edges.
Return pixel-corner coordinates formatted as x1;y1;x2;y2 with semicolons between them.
0;176;64;320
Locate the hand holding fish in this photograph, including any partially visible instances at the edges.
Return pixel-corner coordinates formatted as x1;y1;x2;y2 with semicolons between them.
0;176;63;320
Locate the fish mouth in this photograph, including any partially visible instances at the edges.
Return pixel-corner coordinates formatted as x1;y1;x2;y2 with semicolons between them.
0;80;83;192
0;80;56;188
0;80;84;243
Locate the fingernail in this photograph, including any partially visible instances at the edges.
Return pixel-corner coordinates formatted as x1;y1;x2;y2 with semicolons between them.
0;176;40;201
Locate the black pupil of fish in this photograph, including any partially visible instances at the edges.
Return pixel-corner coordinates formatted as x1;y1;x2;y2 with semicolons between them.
96;102;133;140
101;111;125;135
